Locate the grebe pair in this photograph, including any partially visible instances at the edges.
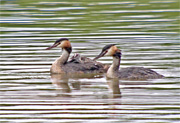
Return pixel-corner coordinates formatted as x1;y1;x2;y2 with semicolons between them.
46;38;164;80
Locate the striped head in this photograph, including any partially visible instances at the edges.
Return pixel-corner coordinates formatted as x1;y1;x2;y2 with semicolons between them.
93;44;121;60
46;38;72;53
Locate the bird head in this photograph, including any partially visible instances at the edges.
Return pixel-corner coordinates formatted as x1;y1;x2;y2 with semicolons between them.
93;44;121;60
46;38;71;50
46;38;72;53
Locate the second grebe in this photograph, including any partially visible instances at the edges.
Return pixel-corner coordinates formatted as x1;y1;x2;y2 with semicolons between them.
94;44;164;80
46;38;108;74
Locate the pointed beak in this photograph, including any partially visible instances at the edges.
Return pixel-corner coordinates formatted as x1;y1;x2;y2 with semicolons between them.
93;51;107;61
45;43;59;50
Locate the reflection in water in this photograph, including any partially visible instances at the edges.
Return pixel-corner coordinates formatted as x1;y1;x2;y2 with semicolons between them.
0;0;179;122
51;73;121;99
50;73;99;96
106;78;121;98
51;74;71;96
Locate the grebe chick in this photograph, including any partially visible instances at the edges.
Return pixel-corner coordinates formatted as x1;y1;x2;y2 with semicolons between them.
94;44;164;80
46;38;108;74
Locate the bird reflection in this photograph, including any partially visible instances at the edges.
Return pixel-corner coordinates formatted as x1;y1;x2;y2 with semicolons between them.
50;74;72;97
106;78;121;98
50;73;121;98
50;73;99;97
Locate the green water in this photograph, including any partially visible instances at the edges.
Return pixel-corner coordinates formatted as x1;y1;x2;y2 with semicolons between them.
0;0;180;123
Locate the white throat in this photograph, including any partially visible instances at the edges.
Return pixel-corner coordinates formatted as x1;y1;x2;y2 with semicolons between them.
107;56;120;78
53;48;70;66
50;48;70;73
59;49;70;64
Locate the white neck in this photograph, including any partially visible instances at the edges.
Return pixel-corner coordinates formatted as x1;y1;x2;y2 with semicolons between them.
107;56;120;78
57;49;70;64
50;49;70;73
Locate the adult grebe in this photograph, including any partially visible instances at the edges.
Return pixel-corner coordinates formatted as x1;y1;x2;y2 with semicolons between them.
46;38;108;74
94;44;164;80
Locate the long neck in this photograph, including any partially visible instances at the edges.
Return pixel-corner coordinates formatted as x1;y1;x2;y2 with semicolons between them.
110;56;121;71
107;56;121;78
50;48;71;73
54;49;70;67
55;48;70;65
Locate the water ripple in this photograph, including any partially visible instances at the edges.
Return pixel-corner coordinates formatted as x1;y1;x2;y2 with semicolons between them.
0;0;179;122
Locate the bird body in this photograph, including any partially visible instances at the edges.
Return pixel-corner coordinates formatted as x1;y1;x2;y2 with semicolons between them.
94;44;164;80
46;38;107;74
109;66;164;80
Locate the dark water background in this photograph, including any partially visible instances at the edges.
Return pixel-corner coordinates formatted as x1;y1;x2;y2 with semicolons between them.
0;0;180;122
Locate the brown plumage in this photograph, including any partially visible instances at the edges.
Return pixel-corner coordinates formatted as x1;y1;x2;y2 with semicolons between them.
94;44;164;80
46;38;108;74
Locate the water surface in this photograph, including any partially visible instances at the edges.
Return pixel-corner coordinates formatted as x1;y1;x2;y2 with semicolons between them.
0;0;180;122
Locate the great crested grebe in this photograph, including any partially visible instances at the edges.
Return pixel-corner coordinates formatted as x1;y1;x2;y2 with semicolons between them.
46;38;108;74
94;44;164;80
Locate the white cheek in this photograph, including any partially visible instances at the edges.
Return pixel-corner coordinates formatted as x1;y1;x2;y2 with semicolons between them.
58;41;66;48
106;49;113;56
58;43;62;47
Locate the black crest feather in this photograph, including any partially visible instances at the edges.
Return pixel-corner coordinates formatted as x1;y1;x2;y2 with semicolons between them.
102;44;116;52
55;38;69;44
